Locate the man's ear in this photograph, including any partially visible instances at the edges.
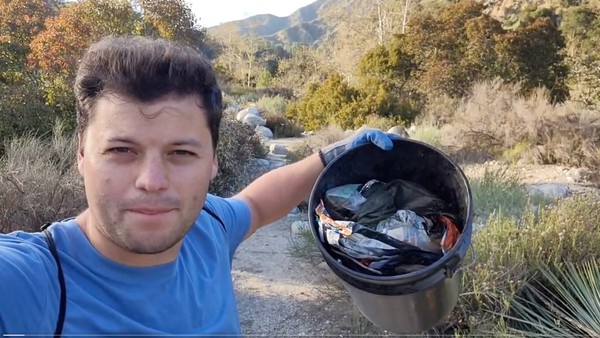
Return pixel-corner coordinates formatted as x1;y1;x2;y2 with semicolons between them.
211;154;218;180
77;133;85;176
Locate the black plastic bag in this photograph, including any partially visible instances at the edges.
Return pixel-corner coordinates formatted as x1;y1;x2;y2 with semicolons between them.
352;179;449;227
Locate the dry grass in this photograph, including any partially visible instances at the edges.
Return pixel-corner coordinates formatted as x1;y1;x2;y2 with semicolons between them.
287;124;346;162
0;123;85;233
431;79;600;183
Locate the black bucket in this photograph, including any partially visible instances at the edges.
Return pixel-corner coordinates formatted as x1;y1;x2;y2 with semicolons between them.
308;138;473;333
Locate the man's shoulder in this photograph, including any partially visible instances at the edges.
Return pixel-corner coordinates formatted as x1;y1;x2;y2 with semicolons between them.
1;230;48;258
0;229;56;278
200;194;251;252
0;230;60;329
203;194;250;219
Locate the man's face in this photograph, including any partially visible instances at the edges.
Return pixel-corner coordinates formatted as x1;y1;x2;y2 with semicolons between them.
77;94;218;255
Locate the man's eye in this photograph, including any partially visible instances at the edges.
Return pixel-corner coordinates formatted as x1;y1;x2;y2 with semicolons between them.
172;150;195;156
109;147;133;154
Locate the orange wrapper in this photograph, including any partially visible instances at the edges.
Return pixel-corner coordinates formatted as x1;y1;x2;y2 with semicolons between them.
440;215;460;253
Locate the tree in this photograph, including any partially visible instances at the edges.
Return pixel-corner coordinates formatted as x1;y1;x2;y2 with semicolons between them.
273;44;328;96
496;16;569;103
137;0;206;47
0;0;57;82
0;80;55;153
356;40;421;122
403;1;498;98
561;5;600;106
287;73;362;130
28;0;139;128
214;30;275;88
27;0;208;130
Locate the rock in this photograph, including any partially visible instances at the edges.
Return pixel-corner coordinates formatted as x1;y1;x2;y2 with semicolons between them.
255;126;274;139
268;160;287;170
252;158;270;168
242;114;266;128
528;183;571;200
249;158;271;178
269;144;289;156
566;167;590;183
387;125;410;138
236;106;260;121
317;261;330;272
291;220;310;235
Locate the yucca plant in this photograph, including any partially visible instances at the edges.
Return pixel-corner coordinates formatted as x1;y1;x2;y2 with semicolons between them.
503;260;600;337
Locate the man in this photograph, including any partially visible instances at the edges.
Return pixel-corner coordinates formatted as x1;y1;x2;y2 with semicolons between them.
0;36;399;335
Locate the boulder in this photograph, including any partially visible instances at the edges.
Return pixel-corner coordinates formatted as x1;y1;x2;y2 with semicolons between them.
387;125;410;138
255;126;274;139
528;183;571;200
566;167;591;183
242;114;266;128
236;106;260;121
269;144;289;156
252;158;271;168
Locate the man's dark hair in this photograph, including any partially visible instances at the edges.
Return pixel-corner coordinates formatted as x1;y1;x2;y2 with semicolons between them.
74;35;223;149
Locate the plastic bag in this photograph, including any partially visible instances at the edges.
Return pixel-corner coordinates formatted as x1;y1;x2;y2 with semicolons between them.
352;179;449;227
376;210;442;253
323;184;367;220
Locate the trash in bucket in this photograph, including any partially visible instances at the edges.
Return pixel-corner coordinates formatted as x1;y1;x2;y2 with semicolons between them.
315;178;460;276
308;139;473;334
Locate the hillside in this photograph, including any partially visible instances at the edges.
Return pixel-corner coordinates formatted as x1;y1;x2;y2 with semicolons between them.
207;0;561;47
208;0;379;47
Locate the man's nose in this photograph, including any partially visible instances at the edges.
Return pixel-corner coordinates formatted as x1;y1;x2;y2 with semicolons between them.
135;154;169;192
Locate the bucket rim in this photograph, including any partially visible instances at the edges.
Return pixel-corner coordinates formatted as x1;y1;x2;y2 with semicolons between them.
308;138;474;285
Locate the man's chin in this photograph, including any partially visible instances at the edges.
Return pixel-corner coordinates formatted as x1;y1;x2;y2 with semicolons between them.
123;234;183;255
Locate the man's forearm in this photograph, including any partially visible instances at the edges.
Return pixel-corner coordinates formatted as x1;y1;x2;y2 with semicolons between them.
236;153;324;234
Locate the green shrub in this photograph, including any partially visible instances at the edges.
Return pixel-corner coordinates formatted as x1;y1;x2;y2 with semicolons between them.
361;115;397;131
263;113;304;138
0;81;57;155
209;118;266;197
287;74;361;131
469;167;529;222
256;95;287;116
505;260;600;337
410;123;445;150
257;95;304;138
458;195;600;335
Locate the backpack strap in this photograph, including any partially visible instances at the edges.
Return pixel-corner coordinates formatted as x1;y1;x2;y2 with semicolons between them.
202;205;227;233
41;224;66;337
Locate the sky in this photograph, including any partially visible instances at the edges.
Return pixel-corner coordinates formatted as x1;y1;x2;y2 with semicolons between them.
189;0;318;28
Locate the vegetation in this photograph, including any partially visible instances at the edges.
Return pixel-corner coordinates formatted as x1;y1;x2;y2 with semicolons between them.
4;1;600;335
209;118;266;197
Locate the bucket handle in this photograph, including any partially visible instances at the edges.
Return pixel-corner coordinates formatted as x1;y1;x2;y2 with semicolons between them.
456;245;477;273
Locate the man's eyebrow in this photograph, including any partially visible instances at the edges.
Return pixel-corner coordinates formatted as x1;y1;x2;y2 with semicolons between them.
172;138;202;147
106;137;137;144
106;137;201;147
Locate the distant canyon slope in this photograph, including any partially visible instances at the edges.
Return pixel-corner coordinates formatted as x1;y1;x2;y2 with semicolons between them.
207;0;552;47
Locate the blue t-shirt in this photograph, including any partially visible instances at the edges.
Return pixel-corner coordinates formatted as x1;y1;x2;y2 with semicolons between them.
0;194;251;335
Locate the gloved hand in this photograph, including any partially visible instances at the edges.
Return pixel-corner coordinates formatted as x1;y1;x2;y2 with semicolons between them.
318;127;403;167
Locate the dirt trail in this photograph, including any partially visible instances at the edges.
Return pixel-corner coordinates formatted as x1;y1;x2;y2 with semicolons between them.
232;216;387;336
